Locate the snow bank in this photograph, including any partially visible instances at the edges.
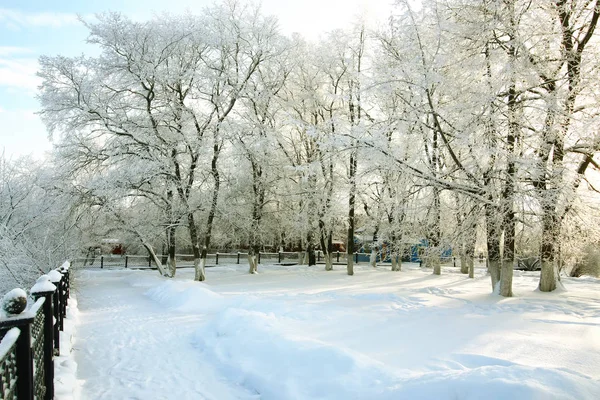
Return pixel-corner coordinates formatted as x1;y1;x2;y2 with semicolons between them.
193;307;395;400
391;356;598;400
145;280;227;313
54;296;81;400
133;266;600;399
191;305;598;400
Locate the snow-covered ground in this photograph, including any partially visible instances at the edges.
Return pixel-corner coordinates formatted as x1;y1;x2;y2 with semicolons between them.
71;263;600;399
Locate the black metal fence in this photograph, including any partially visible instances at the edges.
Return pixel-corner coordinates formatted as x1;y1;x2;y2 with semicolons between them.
69;251;365;270
0;262;71;400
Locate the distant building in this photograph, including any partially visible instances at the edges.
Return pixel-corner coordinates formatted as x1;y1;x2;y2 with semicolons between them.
100;238;125;255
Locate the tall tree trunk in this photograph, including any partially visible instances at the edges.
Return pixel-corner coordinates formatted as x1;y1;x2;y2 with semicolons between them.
248;246;259;274
347;148;357;276
466;221;476;279
539;202;559;292
370;228;379;268
390;230;402;272
485;202;501;292
460;251;468;274
187;213;203;281
346;26;364;277
248;160;264;274
307;239;316;266
142;242;170;277
537;0;599;291
500;21;518;296
167;224;177;277
319;220;333;271
431;187;442;276
196;134;221;282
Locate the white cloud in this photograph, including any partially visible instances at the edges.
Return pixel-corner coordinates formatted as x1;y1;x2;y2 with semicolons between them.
0;46;34;56
0;57;41;92
0;109;51;159
0;8;79;29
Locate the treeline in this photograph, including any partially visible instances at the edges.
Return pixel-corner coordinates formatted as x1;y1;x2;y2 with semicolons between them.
28;0;600;294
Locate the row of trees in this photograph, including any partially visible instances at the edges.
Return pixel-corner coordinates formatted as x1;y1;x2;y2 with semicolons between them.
32;0;600;296
0;154;85;294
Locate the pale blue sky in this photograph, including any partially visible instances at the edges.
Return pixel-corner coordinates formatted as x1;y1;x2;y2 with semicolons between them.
0;0;392;159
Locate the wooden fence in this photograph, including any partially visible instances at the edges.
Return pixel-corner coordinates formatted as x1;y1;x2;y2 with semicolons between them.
0;262;71;400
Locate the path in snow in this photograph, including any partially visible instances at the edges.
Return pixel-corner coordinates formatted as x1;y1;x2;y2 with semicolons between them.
74;270;256;400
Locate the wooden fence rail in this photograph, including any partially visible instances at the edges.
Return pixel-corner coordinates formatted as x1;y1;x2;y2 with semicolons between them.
0;262;71;400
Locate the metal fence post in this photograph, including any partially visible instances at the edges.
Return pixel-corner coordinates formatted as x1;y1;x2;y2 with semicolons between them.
237;252;240;264
355;252;359;264
278;252;282;263
0;291;35;400
317;251;321;262
59;273;67;322
64;267;70;300
47;271;62;355
100;256;104;269
15;319;34;400
337;251;340;263
258;252;261;264
125;255;128;268
31;289;55;400
216;252;219;265
148;256;152;268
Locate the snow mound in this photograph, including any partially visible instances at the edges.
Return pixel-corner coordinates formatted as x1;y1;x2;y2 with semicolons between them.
395;354;599;400
186;295;599;400
145;280;226;313
134;270;600;399
193;307;395;400
193;306;599;400
417;286;462;296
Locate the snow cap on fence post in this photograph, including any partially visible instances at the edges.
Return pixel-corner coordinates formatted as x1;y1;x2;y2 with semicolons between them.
2;288;28;316
59;261;70;272
47;270;63;283
31;275;57;295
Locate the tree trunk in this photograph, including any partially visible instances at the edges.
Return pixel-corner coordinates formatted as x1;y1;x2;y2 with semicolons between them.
539;206;558;292
307;242;316;266
188;213;205;282
248;247;258;274
143;242;170;277
319;220;333;271
460;251;468;274
466;219;476;279
485;202;501;292
391;253;402;272
195;247;207;282
347;148;357;276
468;256;475;279
431;187;442;276
195;134;220;282
432;253;441;276
323;253;333;271
161;242;168;266
499;5;518;297
370;247;377;268
167;225;177;277
249;159;264;275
